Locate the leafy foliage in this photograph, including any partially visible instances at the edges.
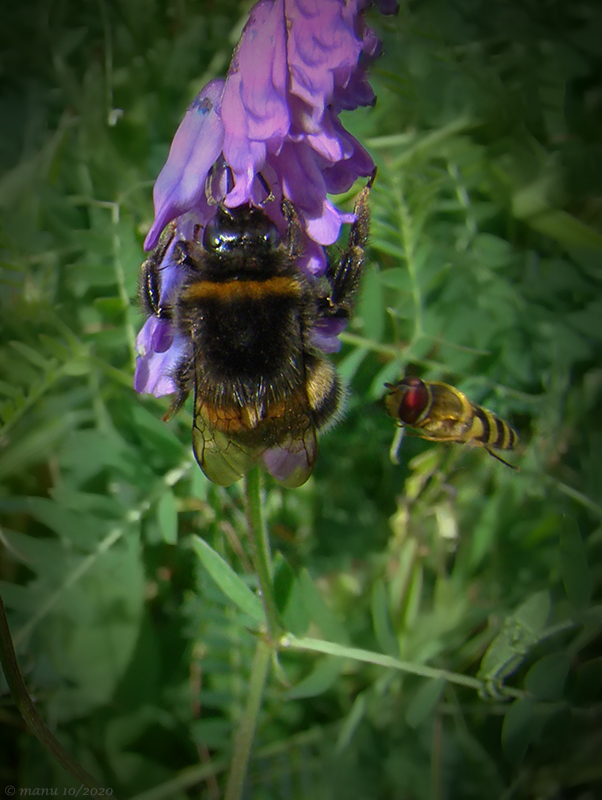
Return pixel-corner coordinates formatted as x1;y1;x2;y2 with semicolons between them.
1;0;601;798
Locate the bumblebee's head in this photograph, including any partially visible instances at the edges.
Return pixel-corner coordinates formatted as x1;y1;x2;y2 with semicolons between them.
385;377;430;425
203;204;281;256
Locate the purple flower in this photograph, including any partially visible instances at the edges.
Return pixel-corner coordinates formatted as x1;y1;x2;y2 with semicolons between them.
144;80;225;251
135;317;190;397
136;0;396;427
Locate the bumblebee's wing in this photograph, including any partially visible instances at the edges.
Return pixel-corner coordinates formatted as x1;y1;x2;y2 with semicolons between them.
193;402;318;488
262;425;318;488
193;417;255;486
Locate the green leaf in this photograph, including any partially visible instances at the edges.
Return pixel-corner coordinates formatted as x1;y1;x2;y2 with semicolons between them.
285;657;343;700
0;379;21;398
157;490;178;545
501;697;536;764
0;415;84;481
0;579;43;614
405;678;446;728
514;591;551;634
358;266;385;341
45;533;145;722
471;233;515;269
539;707;573;760
369;359;405;400
337;344;369;383
129;402;184;459
469;492;504;570
525;653;570;701
478;591;551;684
371;579;399;657
380;267;412;291
571;657;602;705
569;301;602;341
526;210;602;250
0;529;71;579
9;339;53;369
38;334;75;362
192;536;264;625
0;496;108;549
559;516;593;610
335;693;367;754
49;487;122;517
191;718;232;749
299;569;350;645
273;556;309;637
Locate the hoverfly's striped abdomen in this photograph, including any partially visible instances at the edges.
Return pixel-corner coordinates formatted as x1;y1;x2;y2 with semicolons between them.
471;407;517;451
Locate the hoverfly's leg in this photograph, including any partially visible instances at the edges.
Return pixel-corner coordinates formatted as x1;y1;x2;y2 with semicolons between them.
162;357;194;422
485;447;520;471
322;171;375;318
281;198;304;259
389;424;406;465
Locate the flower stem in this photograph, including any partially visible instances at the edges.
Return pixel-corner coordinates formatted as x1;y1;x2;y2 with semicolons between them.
0;593;104;790
223;638;271;800
243;468;280;641
222;470;280;799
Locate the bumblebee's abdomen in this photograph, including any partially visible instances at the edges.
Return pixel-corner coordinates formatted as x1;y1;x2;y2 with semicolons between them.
469;407;517;450
305;356;341;429
196;357;340;443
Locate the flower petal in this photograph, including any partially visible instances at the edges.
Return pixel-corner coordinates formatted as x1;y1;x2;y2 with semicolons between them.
135;317;190;397
287;0;361;124
145;80;225;250
230;0;289;142
310;317;347;353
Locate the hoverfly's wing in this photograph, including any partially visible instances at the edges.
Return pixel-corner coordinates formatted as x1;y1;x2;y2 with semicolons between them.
418;382;474;441
262;425;318;488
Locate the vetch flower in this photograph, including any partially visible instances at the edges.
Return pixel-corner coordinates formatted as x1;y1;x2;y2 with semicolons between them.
136;0;396;439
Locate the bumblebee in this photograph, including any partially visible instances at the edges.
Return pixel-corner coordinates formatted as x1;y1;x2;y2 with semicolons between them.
384;376;519;470
140;183;372;487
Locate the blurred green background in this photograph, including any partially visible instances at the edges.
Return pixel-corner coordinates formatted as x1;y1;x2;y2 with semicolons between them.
1;1;601;797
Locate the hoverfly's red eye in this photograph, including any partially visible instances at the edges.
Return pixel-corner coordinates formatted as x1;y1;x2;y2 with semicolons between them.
398;378;429;425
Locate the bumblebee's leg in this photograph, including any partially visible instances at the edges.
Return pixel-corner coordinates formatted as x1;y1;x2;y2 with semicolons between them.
163;357;194;421
204;157;231;206
282;198;304;259
139;221;176;318
322;172;374;318
257;172;275;205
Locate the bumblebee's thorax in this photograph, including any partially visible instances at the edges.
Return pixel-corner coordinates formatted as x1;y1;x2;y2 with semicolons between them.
177;204;295;284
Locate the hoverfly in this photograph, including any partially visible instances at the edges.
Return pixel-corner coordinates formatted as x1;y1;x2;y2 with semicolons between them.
385;376;518;470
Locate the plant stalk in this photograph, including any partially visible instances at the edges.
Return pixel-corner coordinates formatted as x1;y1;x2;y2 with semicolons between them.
243;468;280;641
0;593;104;790
223;638;271;800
